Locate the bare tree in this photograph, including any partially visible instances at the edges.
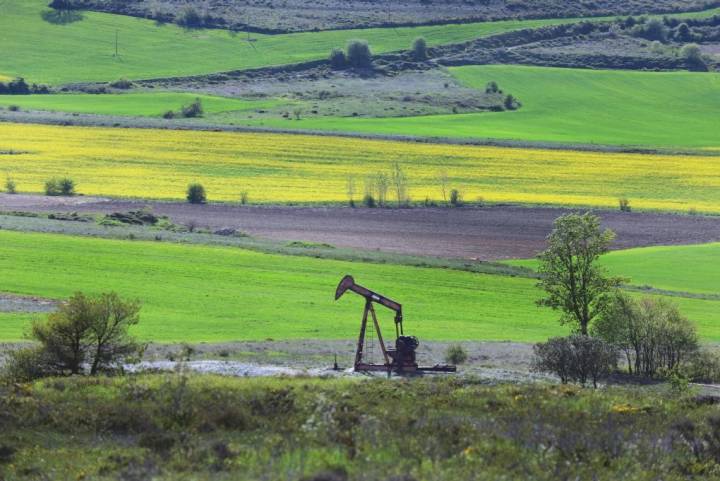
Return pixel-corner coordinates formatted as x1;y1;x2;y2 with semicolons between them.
346;176;356;207
391;162;409;207
438;170;449;203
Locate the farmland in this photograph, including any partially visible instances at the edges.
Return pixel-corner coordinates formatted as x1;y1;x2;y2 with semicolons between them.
2;122;720;212
0;92;279;117
0;0;600;85
510;242;720;296
0;230;718;343
248;65;720;148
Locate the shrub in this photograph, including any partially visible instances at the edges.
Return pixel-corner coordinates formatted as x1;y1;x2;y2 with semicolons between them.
176;5;204;28
680;43;706;68
163;110;176;119
1;346;56;383
445;344;468;365
618;197;631;212
631;18;668;42
533;335;617;387
11;292;141;379
240;191;248;205
346;39;372;68
181;98;203;118
4;176;17;194
485;81;500;94
504;94;519;110
593;293;699;377
449;189;463;207
186;183;207;204
45;177;75;196
681;349;720;383
329;48;346;69
8;105;20;112
362;193;376;208
412;37;427;60
109;78;133;89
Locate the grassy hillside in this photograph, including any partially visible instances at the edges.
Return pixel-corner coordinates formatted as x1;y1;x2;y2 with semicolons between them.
0;231;718;342
511;243;720;296
248;65;720;149
2;122;720;212
0;230;562;342
0;92;279;117
0;1;597;85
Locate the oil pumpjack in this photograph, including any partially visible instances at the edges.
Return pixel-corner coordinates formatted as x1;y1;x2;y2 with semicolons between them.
334;275;456;375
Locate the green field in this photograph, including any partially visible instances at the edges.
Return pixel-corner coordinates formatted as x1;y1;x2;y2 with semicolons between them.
509;242;720;297
0;92;279;117
249;65;720;148
0;230;718;343
0;1;603;85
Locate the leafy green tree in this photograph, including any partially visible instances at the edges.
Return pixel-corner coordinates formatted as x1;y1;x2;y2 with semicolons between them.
186;183;207;204
346;39;372;68
536;213;622;335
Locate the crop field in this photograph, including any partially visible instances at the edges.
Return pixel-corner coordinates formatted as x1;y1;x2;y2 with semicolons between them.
0;230;717;343
2;122;720;212
251;65;720;149
0;92;280;117
0;1;600;85
510;242;720;296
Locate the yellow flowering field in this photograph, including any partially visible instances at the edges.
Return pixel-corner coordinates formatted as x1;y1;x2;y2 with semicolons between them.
1;122;719;212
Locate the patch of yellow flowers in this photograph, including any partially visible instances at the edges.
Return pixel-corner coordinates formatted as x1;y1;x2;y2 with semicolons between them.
1;122;719;212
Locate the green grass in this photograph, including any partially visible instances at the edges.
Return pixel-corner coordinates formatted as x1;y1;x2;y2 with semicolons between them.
508;242;720;296
0;1;606;85
0;92;280;117
0;230;718;343
249;65;720;149
0;230;565;343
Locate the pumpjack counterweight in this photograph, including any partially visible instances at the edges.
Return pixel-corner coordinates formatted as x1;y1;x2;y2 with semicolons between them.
335;275;456;375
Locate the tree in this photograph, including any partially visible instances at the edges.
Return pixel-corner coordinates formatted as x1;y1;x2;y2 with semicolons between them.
87;292;141;374
412;37;427;61
346;39;372;68
391;162;408;207
536;213;622;335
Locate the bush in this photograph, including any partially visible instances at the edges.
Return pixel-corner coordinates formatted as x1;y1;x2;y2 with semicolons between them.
7;105;20;112
163;110;176;119
504;94;519;110
681;349;720;383
1;346;56;383
362;193;376;208
4;176;17;194
346;39;372;68
176;5;204;28
44;177;75;196
533;335;617;387
445;344;468;365
186;183;207;204
631;18;668;42
449;189;463;207
593;293;699;377
680;43;705;68
485;81;500;94
329;48;346;69
181;98;203;118
412;37;427;60
618;197;631;212
2;292;142;381
240;191;248;205
109;78;133;89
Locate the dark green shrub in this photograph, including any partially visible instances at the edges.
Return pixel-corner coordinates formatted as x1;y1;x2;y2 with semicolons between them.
186;183;207;204
533;335;617;387
181;98;203;118
7;105;20;112
618;197;631;212
45;177;75;196
485;81;500;94
412;37;427;60
329;48;346;69
4;176;17;194
109;78;133;89
631;18;668;42
362;193;376;208
504;94;519;110
681;349;720;383
680;43;706;69
445;344;468;365
176;5;203;28
346;39;372;68
163;110;176;119
1;346;56;383
449;189;463;207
